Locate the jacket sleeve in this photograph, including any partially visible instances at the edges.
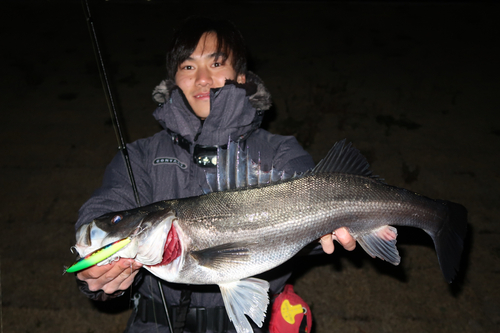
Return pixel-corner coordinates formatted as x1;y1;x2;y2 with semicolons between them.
74;140;154;300
75;141;154;231
75;272;144;301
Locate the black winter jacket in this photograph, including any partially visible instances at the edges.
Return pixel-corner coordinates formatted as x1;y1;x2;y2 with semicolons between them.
75;73;315;332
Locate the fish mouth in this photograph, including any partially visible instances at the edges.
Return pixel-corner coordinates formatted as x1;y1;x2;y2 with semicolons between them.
76;220;141;249
72;222;141;264
74;221;110;257
74;210;179;267
75;221;104;248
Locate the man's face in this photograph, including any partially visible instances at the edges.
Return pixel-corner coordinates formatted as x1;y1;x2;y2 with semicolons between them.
175;33;246;119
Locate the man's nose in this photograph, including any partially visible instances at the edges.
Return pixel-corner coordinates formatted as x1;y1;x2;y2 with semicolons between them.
196;68;212;86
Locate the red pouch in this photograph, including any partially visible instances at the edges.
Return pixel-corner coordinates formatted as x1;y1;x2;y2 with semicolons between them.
269;284;312;333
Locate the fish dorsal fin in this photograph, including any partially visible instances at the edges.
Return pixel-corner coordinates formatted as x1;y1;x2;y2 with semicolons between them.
219;278;270;333
312;139;383;181
203;139;293;194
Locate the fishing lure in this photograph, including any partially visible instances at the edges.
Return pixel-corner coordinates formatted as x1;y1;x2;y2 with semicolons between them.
65;237;131;273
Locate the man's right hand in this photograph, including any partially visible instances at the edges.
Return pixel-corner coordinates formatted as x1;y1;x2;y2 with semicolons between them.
76;258;143;294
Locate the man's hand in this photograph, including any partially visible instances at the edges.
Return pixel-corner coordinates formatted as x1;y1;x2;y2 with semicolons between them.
76;258;143;294
320;227;356;254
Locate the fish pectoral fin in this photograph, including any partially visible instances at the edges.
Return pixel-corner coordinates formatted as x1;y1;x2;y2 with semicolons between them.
190;242;254;269
219;278;270;333
356;226;401;265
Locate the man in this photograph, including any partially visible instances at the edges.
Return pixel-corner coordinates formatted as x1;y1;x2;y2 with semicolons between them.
75;17;355;332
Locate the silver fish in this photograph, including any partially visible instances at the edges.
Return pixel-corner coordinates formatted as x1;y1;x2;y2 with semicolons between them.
73;140;467;333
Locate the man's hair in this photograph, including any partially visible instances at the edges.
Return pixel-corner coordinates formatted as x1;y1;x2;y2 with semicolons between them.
166;17;247;81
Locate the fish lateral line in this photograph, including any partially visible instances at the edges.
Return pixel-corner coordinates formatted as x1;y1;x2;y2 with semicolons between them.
65;237;132;273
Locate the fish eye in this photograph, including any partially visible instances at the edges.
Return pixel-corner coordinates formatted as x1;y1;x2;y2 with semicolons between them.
112;215;123;224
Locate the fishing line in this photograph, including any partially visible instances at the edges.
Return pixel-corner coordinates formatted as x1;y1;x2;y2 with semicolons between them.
81;1;173;331
148;276;163;333
158;280;174;333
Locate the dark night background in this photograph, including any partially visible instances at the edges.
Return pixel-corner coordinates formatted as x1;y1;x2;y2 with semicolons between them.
1;1;499;332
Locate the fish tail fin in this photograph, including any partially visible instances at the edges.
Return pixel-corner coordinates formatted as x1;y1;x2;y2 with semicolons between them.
428;200;467;283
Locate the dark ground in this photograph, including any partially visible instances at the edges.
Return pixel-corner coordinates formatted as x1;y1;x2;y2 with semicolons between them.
1;1;499;332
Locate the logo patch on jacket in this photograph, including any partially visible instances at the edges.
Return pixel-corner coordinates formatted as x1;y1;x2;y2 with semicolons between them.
153;157;187;169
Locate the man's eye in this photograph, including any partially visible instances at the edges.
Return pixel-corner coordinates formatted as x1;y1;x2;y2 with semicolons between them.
213;62;221;67
183;65;193;70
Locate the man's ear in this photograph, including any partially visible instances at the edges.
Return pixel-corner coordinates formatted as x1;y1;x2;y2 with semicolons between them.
236;73;246;84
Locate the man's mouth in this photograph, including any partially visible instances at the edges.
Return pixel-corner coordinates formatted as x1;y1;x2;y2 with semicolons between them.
194;92;210;99
152;225;181;267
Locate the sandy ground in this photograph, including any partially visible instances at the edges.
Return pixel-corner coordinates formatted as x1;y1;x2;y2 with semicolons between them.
1;1;499;332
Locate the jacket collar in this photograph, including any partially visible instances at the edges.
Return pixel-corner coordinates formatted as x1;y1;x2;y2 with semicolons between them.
151;72;271;147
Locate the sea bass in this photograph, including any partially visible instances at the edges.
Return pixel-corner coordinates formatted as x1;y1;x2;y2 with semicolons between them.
72;140;467;333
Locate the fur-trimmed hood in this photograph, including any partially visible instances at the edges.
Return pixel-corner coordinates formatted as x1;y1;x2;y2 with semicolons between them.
151;72;272;147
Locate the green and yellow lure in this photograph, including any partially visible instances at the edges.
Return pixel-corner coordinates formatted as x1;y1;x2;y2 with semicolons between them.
65;237;131;273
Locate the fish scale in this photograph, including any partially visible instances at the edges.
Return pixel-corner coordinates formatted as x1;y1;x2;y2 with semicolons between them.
71;140;467;333
171;173;447;284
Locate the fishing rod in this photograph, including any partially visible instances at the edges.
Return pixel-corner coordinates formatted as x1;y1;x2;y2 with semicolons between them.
81;1;173;332
82;0;141;207
0;258;3;333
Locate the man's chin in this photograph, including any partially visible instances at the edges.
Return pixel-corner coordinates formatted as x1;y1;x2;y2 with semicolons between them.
193;108;210;119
